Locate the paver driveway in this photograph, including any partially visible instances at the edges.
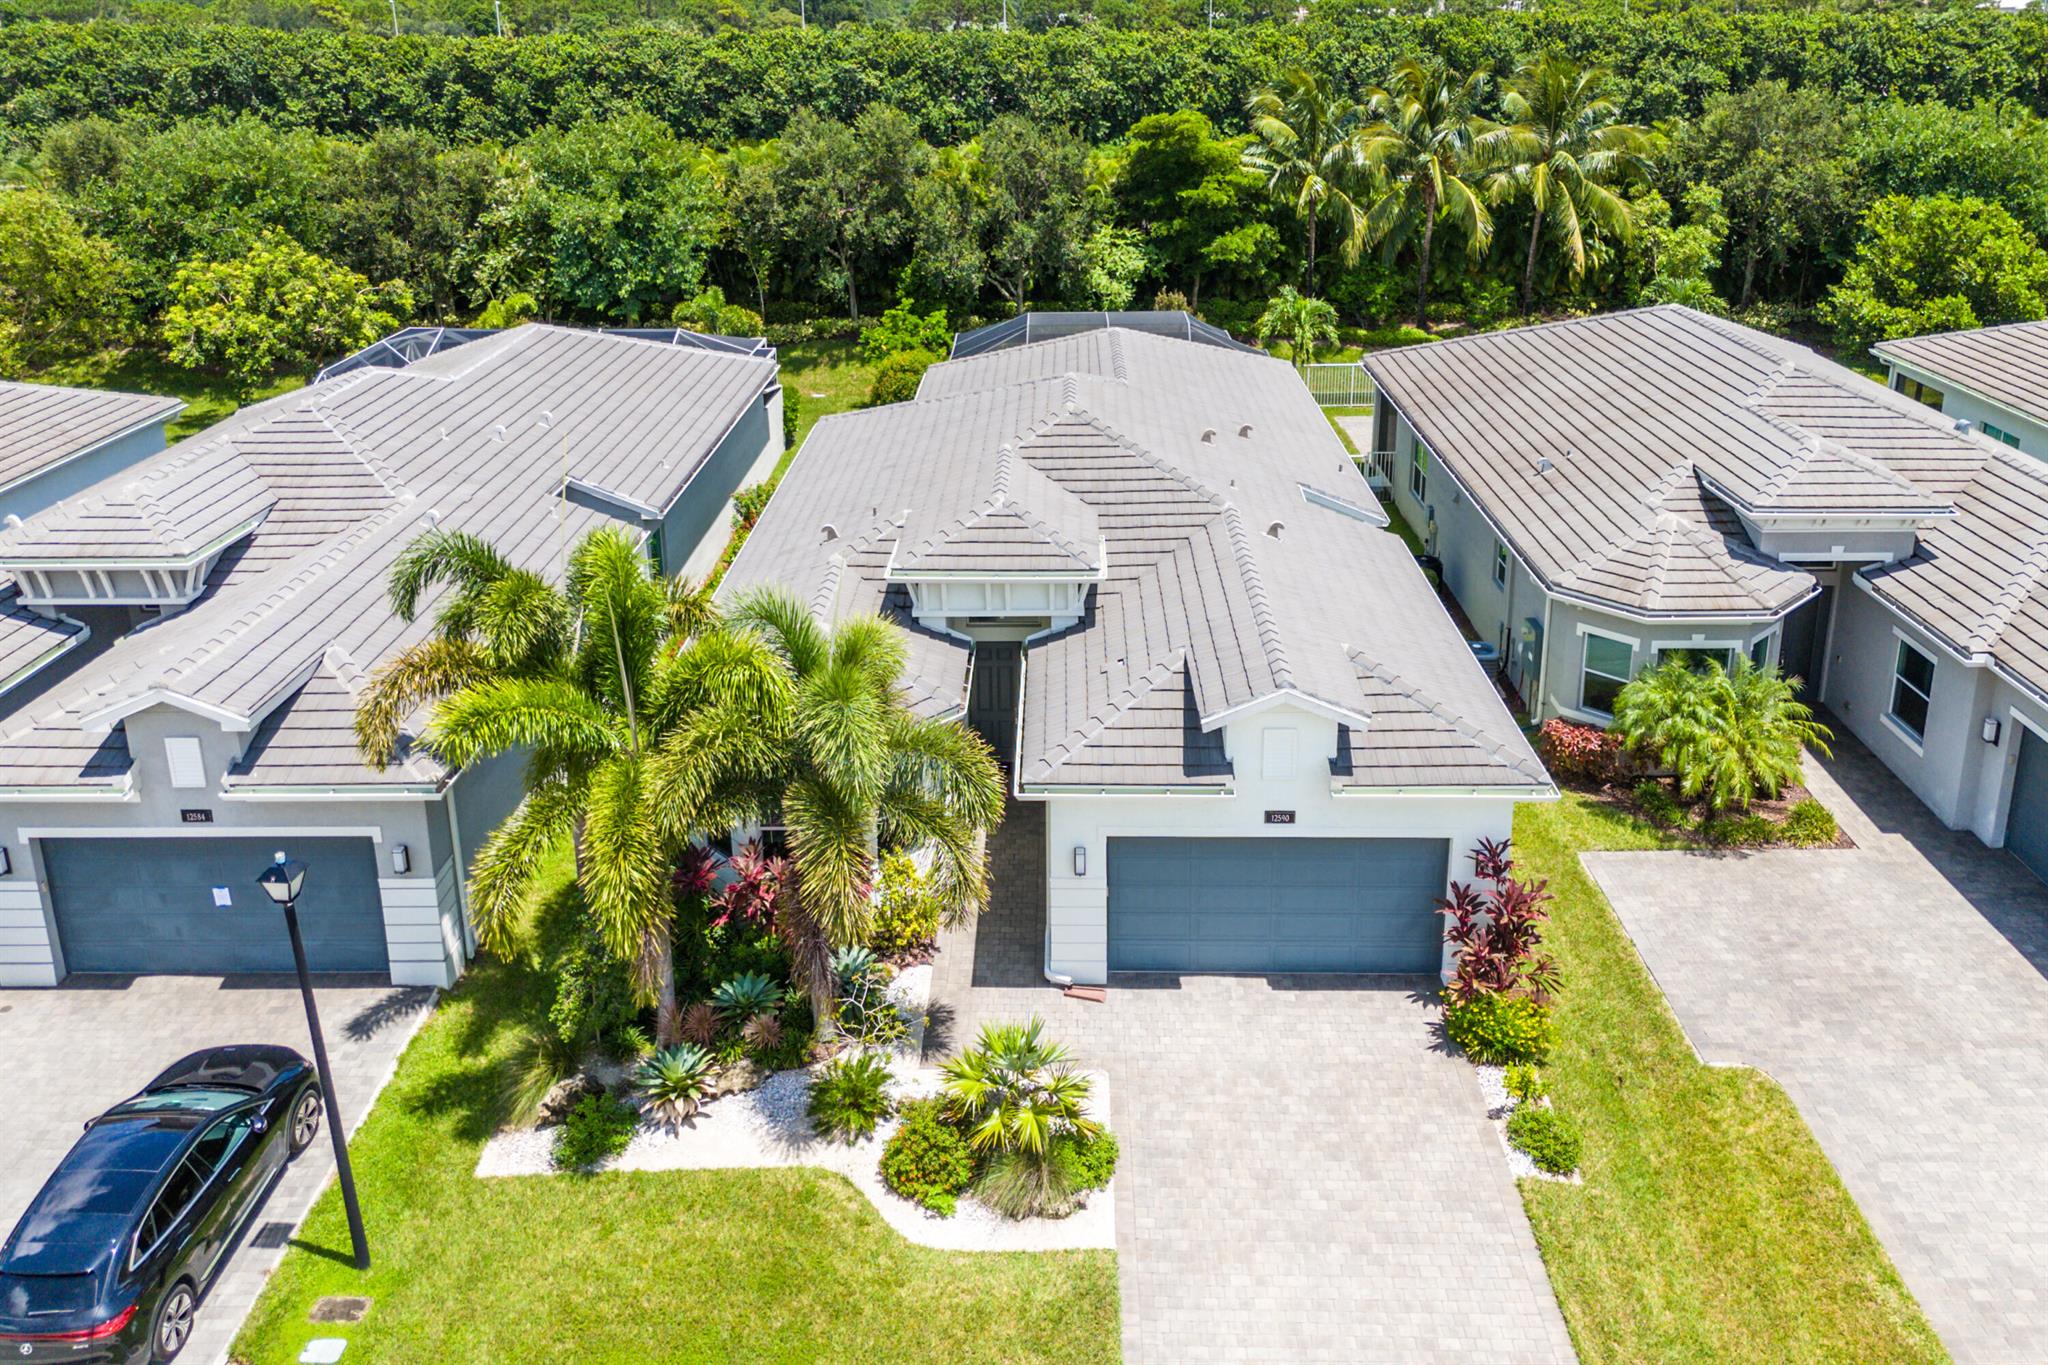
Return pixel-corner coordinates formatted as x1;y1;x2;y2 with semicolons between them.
931;802;1574;1364
1587;732;2048;1364
0;974;431;1365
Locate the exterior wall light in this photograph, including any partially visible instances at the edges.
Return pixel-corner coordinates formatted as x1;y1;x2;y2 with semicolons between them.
1073;845;1087;877
391;843;412;875
1983;717;2003;745
0;846;10;876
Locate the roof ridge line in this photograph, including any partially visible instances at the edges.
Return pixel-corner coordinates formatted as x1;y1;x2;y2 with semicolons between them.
1348;647;1549;784
1219;504;1292;689
1032;650;1184;782
1972;532;2048;650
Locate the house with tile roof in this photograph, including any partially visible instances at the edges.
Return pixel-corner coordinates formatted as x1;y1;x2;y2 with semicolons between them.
1874;318;2048;458
723;313;1553;986
1363;305;2048;882
0;325;782;987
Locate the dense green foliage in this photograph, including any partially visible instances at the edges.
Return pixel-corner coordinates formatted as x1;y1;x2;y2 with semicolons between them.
1442;989;1554;1065
1506;1102;1582;1175
879;1097;976;1215
550;1092;639;1170
808;1051;896;1143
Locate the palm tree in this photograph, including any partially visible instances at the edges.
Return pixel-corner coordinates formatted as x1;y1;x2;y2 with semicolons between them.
1690;659;1833;811
655;588;1006;1028
356;527;775;1047
1254;287;1341;374
1357;59;1499;329
1488;54;1655;315
1242;68;1369;294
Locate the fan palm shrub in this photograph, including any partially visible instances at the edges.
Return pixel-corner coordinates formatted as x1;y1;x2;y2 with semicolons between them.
941;1018;1100;1156
1254;287;1342;373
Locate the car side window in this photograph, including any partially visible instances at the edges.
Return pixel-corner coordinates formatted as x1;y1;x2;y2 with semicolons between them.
136;1154;210;1258
188;1111;256;1175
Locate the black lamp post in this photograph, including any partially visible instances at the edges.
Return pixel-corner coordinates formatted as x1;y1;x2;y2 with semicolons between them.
256;852;371;1271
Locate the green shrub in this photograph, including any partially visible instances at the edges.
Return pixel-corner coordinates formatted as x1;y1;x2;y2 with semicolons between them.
1702;812;1776;847
869;852;943;958
1443;992;1555;1065
880;1098;975;1215
976;1147;1082;1220
1633;779;1688;829
550;1092;638;1171
1503;1064;1547;1105
713;971;781;1023
867;348;937;406
808;1052;894;1144
859;302;950;361
1780;798;1838;846
547;926;640;1054
781;387;801;449
732;477;778;532
1506;1104;1582;1175
1054;1126;1119;1192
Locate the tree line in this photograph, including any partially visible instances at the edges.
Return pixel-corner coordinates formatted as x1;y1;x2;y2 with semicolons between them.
1;35;2045;388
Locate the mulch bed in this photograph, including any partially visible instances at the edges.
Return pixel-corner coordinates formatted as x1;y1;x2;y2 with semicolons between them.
1571;776;1856;851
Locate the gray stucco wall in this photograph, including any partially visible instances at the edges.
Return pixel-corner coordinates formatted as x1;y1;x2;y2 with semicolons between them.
662;387;784;582
0;421;173;524
1885;359;2048;461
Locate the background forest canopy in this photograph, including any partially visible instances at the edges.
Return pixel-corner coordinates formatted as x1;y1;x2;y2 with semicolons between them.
0;8;2046;385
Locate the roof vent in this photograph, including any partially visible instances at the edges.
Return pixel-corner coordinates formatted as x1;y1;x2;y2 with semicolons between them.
819;524;839;544
420;509;441;528
1;514;18;530
537;409;554;429
1238;423;1254;439
491;423;507;441
1265;521;1285;540
1536;455;1555;475
1954;418;1974;434
439;425;452;441
1200;427;1217;443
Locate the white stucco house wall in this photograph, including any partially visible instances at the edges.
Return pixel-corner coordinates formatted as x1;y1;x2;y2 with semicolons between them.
724;312;1555;987
0;325;782;988
1874;319;2048;460
1365;306;2048;883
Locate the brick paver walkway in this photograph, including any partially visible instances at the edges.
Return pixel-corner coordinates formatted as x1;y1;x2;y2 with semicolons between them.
0;974;432;1365
932;801;1575;1364
1586;728;2048;1364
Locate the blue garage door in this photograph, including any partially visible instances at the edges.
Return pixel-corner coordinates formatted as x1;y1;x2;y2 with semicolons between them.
2008;727;2048;886
44;836;389;974
1107;836;1449;974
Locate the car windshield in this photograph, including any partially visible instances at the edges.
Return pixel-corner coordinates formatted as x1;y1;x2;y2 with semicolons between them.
108;1088;248;1115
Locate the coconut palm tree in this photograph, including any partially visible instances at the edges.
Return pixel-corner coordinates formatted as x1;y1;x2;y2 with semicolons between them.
1488;54;1655;315
356;526;778;1047
1357;59;1500;329
1242;68;1370;293
654;587;1006;1029
1254;287;1341;374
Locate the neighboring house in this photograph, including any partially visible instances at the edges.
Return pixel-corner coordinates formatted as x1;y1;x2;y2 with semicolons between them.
1364;304;2048;882
723;312;1552;987
0;380;184;696
0;325;782;988
1873;318;2048;459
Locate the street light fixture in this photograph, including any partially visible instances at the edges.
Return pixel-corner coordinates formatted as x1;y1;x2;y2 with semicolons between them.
256;852;371;1271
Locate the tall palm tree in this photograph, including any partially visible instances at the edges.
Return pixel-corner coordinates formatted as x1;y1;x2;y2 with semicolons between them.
356;526;772;1047
1357;59;1499;329
1488;54;1655;315
1242;68;1369;294
1254;287;1341;375
656;588;1006;1027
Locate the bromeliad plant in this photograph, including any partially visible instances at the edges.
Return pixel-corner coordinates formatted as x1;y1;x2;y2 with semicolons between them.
1439;837;1561;1006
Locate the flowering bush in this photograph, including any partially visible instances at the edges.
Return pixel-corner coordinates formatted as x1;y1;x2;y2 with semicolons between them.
1444;992;1555;1064
1537;718;1622;785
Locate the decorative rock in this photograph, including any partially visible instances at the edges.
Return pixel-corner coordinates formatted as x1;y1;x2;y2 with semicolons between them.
709;1059;769;1097
533;1072;605;1128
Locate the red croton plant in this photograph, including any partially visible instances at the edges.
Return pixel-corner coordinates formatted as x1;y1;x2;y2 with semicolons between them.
1438;837;1562;1005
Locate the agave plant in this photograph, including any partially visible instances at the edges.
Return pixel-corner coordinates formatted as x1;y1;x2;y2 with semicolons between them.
680;1001;720;1047
741;1011;784;1053
713;972;781;1023
634;1043;715;1127
941;1018;1100;1156
830;945;879;990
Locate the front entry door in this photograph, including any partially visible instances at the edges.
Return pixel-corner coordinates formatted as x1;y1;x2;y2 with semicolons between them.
969;643;1020;768
1780;585;1835;703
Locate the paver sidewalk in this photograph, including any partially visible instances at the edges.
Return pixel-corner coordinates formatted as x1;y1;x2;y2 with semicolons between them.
1587;733;2048;1364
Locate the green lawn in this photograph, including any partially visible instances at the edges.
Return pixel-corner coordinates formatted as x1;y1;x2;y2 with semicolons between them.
232;848;1117;1365
1513;796;1944;1363
27;347;305;442
778;337;878;471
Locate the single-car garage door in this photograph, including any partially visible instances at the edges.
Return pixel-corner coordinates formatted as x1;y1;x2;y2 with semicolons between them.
1107;836;1449;974
44;835;390;974
2007;727;2048;886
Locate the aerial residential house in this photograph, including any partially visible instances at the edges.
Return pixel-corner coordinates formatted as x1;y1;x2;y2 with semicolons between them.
0;325;781;988
1364;305;2048;882
1873;318;2048;459
723;313;1552;985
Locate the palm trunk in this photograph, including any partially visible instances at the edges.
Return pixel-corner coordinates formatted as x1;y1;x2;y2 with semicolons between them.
652;930;681;1047
1415;191;1437;330
1305;215;1318;294
1521;204;1545;317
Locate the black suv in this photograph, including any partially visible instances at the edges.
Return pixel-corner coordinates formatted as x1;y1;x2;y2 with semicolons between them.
0;1046;323;1363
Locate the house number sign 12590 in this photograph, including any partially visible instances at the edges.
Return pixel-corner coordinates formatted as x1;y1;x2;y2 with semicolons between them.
1264;810;1296;825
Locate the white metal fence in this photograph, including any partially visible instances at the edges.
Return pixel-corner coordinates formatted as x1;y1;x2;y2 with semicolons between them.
1303;362;1375;408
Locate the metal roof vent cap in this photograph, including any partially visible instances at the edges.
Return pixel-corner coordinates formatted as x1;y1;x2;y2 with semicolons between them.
1200;427;1217;443
1536;455;1555;475
819;524;839;544
1;514;18;530
1265;520;1285;540
1954;417;1974;434
537;410;554;429
1238;423;1254;439
490;423;507;441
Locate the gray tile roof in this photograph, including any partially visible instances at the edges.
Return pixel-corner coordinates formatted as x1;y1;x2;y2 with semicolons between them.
1363;306;1977;619
0;444;273;563
224;661;445;790
725;326;1547;792
0;579;83;692
0;380;182;495
1875;320;2048;428
0;325;777;790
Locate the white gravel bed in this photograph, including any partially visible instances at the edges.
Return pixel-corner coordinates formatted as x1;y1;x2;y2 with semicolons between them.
473;960;1115;1250
1475;1063;1580;1184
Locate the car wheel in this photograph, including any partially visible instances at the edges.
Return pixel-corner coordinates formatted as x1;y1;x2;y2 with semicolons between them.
288;1087;323;1157
151;1281;197;1363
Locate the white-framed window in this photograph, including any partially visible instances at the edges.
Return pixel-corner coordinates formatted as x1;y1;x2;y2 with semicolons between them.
1409;443;1428;502
1491;540;1509;589
1889;639;1936;741
1656;646;1735;675
1893;374;1946;409
163;737;206;789
1580;632;1633;716
1749;635;1772;671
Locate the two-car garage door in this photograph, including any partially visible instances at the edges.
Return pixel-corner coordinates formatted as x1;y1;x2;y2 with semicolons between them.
1107;836;1449;974
44;835;390;974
